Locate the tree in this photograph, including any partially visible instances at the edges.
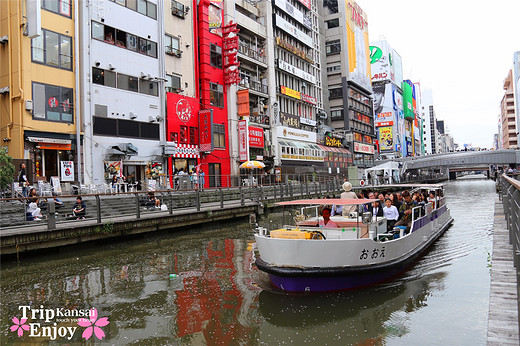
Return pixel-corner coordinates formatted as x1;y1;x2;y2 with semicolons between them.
0;148;15;191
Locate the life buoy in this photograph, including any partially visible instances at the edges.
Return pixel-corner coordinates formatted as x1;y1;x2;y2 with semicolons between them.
360;179;365;186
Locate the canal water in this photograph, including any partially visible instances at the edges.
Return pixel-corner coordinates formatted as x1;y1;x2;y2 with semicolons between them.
1;178;495;345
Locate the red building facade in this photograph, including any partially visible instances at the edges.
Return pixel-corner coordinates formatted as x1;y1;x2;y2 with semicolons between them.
166;0;231;187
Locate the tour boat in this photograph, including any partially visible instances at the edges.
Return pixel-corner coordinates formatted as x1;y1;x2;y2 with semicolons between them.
254;185;453;292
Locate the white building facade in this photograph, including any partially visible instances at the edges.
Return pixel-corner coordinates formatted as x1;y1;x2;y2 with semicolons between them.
79;0;166;185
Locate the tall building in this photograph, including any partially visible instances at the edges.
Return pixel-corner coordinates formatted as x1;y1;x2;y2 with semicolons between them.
500;69;518;149
78;0;165;185
513;51;520;143
1;0;80;184
369;39;404;159
323;0;375;168
420;89;438;155
269;0;327;175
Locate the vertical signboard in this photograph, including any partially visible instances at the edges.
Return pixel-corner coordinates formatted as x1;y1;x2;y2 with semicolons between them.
208;0;223;36
238;120;248;161
237;89;250;116
378;127;393;151
402;81;414;119
199;109;213;153
60;161;74;181
345;0;372;92
370;41;391;83
223;22;240;85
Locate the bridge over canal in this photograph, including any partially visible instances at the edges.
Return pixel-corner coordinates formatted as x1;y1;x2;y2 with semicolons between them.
396;149;520;179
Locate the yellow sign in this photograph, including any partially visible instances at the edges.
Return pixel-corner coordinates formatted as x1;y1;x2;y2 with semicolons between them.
345;0;371;90
280;85;301;100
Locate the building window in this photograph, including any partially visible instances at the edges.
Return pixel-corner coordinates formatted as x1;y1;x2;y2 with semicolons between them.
189;127;198;144
329;87;343;99
92;67;116;87
31;29;72;71
326;18;339;28
41;0;71;17
32;82;74;123
210;83;224;108
171;0;186;19
93;117;160;139
325;40;341;55
92;21;157;58
180;125;188;143
210;44;222;68
326;65;341;73
117;73;139;92
330;109;343;120
92;67;158;96
166;74;182;93
213;124;225;148
165;35;181;57
109;0;157;19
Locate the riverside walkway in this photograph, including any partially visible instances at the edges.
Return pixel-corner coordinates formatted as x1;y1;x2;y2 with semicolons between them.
0;180;342;255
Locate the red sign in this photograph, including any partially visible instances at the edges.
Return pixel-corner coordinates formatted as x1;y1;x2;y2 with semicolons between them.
375;121;393;127
301;93;317;105
297;0;311;10
199;109;213;153
238;120;248;161
248;126;264;148
222;21;240;85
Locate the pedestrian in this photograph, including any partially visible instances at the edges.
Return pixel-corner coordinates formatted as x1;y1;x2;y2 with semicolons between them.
18;163;29;197
199;169;205;189
72;196;86;220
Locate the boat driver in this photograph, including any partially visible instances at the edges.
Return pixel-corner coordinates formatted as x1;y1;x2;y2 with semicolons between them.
319;207;339;228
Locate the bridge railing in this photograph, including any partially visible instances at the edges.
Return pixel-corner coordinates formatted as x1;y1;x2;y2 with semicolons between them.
498;173;520;327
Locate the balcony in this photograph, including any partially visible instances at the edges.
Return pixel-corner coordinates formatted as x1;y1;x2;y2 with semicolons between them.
166;46;182;58
166;86;182;93
238;43;266;64
239;78;268;95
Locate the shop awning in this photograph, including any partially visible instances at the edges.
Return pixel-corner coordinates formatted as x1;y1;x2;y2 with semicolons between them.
318;145;351;154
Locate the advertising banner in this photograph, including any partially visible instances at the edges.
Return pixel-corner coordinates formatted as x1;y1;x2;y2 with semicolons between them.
104;161;121;180
238;120;248;161
277;126;317;143
345;0;372;92
373;82;394;123
354;142;374;154
392;49;403;87
369;40;391;83
199;109;213;153
274;14;313;47
378;126;393;151
277;59;316;84
402;81;414;119
208;0;223;36
249;126;264;148
280;112;300;128
280;85;301;100
274;0;312;30
60;161;74;181
237;89;249;116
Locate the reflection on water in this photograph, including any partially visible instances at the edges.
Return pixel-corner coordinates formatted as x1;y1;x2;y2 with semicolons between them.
1;179;494;344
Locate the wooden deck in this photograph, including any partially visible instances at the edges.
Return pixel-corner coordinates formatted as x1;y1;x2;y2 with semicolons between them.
487;198;519;345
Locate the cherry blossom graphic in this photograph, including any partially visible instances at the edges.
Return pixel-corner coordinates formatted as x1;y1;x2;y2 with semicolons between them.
77;308;110;340
10;317;29;337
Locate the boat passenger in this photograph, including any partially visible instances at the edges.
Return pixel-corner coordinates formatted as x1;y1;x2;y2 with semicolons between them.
428;191;437;209
372;200;383;217
319;207;338;228
395;190;418;230
383;198;399;231
340;182;358;216
330;203;343;216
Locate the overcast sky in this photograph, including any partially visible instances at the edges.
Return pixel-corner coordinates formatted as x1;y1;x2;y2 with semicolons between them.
357;0;520;148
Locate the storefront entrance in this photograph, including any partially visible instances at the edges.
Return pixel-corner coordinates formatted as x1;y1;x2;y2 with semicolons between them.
208;163;221;188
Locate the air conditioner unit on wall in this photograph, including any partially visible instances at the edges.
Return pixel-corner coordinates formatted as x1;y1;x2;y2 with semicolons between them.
25;100;33;111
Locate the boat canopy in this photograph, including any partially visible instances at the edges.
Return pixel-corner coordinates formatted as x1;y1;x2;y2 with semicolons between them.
276;198;379;206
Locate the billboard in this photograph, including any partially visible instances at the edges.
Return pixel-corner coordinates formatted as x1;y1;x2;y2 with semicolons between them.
378;126;393;151
392;49;403;87
370;40;391;83
249;126;264;148
402;81;414;119
373;82;394;123
208;0;223;36
345;0;372;92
